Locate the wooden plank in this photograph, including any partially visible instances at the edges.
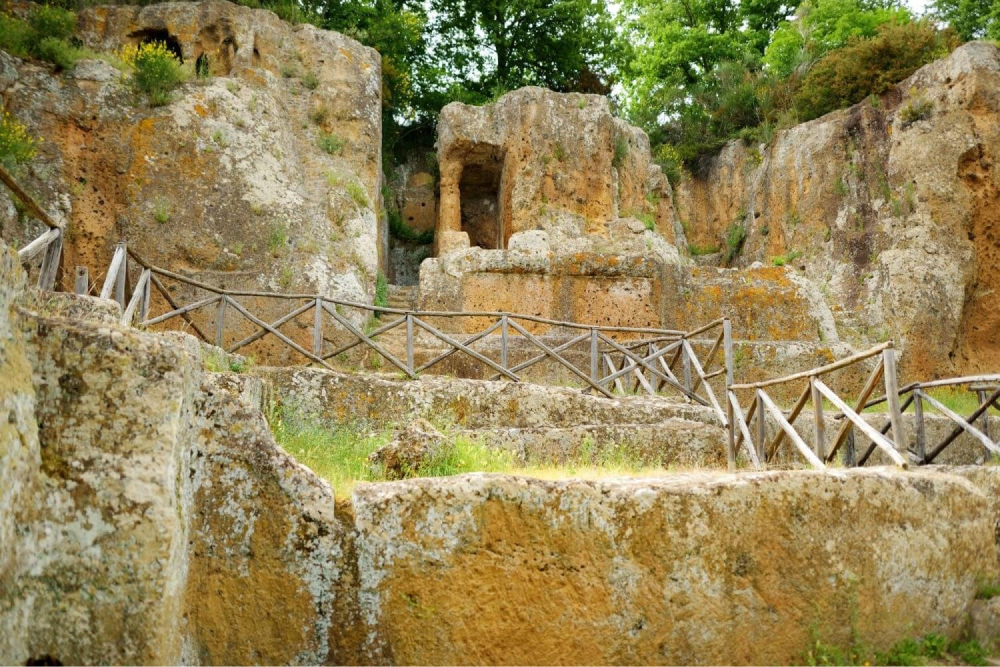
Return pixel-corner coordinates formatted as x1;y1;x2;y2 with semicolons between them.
0;164;62;229
765;382;812;462
857;393;916;466
683;339;727;426
489;331;589;380
322;315;404;359
759;390;825;469
322;302;416;378
121;269;150;326
590;329;599;384
916;389;1000;458
100;243;125;301
976;389;992;443
227;297;336;372
421;320;501;373
923;388;1000;463
882;348;906;456
507;319;613;398
812;378;825;460
230;302;315;353
730;341;892;391
17;227;60;262
690;329;724;393
144;294;221;326
726;392;736;471
37;229;63;290
824;358;884;463
814;379;907;468
734;392;757;452
598;336;702;402
604;353;626;394
500;315;508;369
74;266;89;295
728;391;762;470
139;275;151;323
146;272;211;343
412;316;518;381
723;319;734;387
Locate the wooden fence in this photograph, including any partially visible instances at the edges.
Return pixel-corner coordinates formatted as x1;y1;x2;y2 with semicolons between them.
726;343;1000;471
104;242;732;416
6;164;65;290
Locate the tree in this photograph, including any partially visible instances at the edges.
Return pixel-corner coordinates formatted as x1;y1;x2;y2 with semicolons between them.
420;0;617;106
932;0;1000;40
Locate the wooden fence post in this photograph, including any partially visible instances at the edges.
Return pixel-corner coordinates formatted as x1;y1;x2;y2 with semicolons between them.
406;313;414;372
683;342;693;392
313;298;323;358
723;319;734;387
913;390;926;462
811;377;825;460
114;242;127;308
37;229;63;290
882;347;905;456
844;429;856;467
590;328;599;385
74;266;89;295
500;315;508;370
215;296;227;348
726;391;736;471
756;389;767;463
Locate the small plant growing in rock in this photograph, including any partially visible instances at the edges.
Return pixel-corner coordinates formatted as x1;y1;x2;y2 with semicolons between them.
152;198;171;224
317;132;344;155
0;111;40;170
612;135;629;169
226;80;240;95
268;223;288;256
280;61;299;78
638;212;656;231
553;142;567;162
120;41;184;107
309;105;329;126
688;243;720;256
374;271;388;310
347;182;368;208
577;98;587;109
834;176;849;197
771;250;801;266
278;265;294;289
900;88;933;127
195;53;211;79
302;71;319;90
724;221;747;264
211;129;229;147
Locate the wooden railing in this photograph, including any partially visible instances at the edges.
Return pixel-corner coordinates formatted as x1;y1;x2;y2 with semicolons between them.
109;244;732;410
726;342;907;471
4;165;65;290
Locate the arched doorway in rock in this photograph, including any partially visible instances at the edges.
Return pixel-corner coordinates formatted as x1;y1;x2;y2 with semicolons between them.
128;28;184;62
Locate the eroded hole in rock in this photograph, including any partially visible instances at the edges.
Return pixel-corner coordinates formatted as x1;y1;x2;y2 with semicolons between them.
459;150;505;250
25;657;62;666
129;28;183;62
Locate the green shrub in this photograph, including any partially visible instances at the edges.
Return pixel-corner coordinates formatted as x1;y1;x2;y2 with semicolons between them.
638;212;656;231
121;41;184;106
794;21;955;121
347;181;368;207
317;132;344;154
374;271;388;310
724;221;747;264
28;5;76;42
0;110;40;170
612;135;629;169
302;71;319;89
309;105;329;125
0;13;31;57
34;36;80;70
388;209;434;243
268;223;288;255
899;89;933;126
771;249;801;266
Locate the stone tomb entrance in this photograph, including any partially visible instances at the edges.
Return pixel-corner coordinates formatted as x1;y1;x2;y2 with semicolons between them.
439;142;508;251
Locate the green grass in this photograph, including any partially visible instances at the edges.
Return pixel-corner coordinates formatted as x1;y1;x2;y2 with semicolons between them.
374;271;388;310
689;243;721;256
204;349;254;373
806;633;988;666
771;250;802;266
317;132;344;155
347;181;368;207
270;410;676;500
268;223;288;256
976;578;1000;600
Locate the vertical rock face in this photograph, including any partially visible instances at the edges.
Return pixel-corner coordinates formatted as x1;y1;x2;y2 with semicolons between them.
674;41;1000;378
1;0;382;364
435;87;680;250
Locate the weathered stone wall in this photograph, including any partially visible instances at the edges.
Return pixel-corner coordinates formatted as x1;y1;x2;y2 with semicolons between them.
349;470;998;665
2;0;382;364
674;41;1000;380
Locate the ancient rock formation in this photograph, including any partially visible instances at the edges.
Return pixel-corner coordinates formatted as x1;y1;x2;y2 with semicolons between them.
435;86;682;252
674;41;1000;380
1;0;382;363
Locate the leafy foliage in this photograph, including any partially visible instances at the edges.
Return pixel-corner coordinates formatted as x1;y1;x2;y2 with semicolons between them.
0;111;40;170
0;5;86;71
120;41;185;106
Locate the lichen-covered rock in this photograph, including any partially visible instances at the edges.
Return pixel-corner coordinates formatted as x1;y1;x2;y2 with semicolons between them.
369;418;445;479
2;0;383;365
351;470;999;665
674;41;1000;379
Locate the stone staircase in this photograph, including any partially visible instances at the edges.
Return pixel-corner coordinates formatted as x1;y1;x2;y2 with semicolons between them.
385;284;418;311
